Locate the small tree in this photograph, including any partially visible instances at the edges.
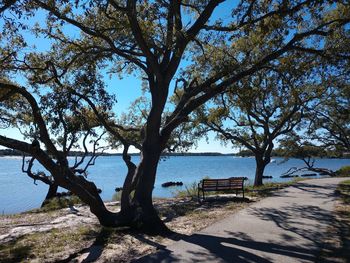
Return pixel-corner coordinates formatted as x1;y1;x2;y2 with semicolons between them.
279;134;336;176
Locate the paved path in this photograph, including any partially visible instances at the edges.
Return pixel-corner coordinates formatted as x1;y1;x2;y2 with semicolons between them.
135;177;347;263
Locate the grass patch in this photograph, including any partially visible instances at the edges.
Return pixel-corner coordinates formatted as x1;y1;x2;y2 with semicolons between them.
246;178;306;190
245;178;306;197
0;226;97;262
174;176;212;199
0;242;31;263
338;180;350;211
173;182;199;199
39;195;82;212
319;179;350;262
0;213;25;219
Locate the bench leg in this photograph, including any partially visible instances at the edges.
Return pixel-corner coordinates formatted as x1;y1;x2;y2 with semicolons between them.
198;189;205;202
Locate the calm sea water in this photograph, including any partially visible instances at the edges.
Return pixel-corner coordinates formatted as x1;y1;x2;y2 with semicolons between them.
0;156;349;214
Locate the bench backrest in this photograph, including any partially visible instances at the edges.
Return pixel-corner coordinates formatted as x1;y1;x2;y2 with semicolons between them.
201;177;245;191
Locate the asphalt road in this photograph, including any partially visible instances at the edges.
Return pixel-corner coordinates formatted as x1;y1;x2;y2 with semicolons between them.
135;177;347;263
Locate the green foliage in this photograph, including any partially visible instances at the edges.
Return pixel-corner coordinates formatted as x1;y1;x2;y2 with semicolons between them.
245;179;305;197
278;134;327;159
336;166;350;177
199;65;316;153
307;84;350;152
235;149;254;157
175;176;228;199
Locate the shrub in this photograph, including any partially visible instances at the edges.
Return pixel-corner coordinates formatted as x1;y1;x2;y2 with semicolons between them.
174;182;199;199
41;195;82;212
336;166;350;177
112;191;122;202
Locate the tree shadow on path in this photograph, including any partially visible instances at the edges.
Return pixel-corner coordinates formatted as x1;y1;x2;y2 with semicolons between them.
133;231;318;262
134;180;339;262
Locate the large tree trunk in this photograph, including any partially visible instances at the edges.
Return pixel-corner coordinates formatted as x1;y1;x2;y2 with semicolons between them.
254;156;269;187
254;143;274;187
118;79;172;234
104;146;170;234
129;148;171;234
41;183;58;207
47;141;169;233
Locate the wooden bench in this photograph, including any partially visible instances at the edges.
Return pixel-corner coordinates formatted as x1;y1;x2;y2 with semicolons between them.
197;177;247;201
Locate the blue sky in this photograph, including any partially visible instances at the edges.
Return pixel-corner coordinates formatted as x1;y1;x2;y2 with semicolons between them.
0;1;238;153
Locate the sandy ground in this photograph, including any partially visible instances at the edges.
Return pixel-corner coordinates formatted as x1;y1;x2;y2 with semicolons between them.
0;196;252;262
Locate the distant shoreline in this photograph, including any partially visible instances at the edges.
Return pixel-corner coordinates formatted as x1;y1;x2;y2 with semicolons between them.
1;148;349;158
1;154;350;159
0;149;234;157
0;152;235;157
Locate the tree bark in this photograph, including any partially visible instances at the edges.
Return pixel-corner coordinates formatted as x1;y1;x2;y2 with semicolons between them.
42;166;123;226
118;78;172;234
254;156;268;186
41;183;58;207
129;148;171;234
119;145;137;219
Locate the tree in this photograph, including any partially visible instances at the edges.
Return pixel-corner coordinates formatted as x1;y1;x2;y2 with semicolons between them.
0;0;17;14
197;67;316;186
1;0;349;233
279;133;336;176
106;96;202;216
0;79;108;206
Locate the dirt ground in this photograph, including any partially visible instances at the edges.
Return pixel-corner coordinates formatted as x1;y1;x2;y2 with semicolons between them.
0;195;254;262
